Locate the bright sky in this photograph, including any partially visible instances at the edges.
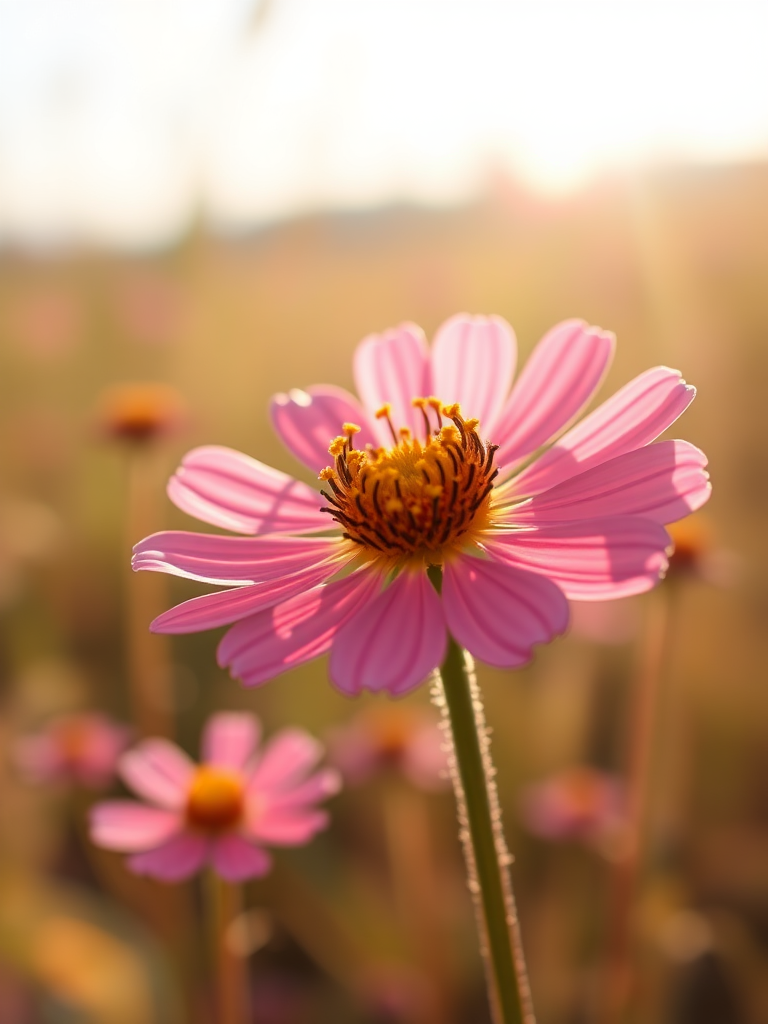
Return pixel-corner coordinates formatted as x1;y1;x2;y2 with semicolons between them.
1;0;767;248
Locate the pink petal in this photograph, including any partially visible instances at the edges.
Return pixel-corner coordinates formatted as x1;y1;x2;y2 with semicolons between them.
430;313;516;430
247;807;330;846
262;768;342;811
481;517;671;600
210;834;272;881
133;532;343;586
202;712;260;771
119;740;195;808
127;831;209;881
353;323;432;442
492;320;615;474
217;570;383;687
512;366;696;496
329;570;447;697
89;800;182;851
442;555;569;668
270;385;379;473
149;546;355;634
507;440;711;525
167;445;327;535
247;729;324;794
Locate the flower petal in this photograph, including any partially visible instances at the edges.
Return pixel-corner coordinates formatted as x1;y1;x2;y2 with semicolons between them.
262;768;342;811
247;729;323;794
270;385;379;473
202;712;260;771
330;570;447;697
217;570;383;687
511;366;696;496
128;832;209;882
119;740;195;809
492;320;615;474
149;545;355;634
167;445;327;535
247;807;330;846
89;801;182;851
210;835;272;881
481;517;671;600
133;533;343;586
353;323;432;442
442;555;569;668
507;440;711;525
430;313;516;430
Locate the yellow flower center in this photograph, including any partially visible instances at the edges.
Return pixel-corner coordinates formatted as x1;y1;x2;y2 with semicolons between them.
186;767;244;831
320;399;498;566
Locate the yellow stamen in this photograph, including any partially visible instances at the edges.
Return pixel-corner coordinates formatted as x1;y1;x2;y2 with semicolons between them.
186;767;244;831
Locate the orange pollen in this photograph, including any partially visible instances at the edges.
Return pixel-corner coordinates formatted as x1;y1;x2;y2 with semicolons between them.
186;767;244;831
319;400;499;563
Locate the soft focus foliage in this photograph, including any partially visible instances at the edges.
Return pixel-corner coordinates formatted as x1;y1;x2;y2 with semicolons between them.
1;167;767;1022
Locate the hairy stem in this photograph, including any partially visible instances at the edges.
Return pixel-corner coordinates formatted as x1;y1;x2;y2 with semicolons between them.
430;594;534;1024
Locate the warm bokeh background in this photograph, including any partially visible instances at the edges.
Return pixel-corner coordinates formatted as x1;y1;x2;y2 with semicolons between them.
2;3;768;1023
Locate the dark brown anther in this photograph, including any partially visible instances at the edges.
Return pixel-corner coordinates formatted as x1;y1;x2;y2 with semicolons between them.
320;488;342;509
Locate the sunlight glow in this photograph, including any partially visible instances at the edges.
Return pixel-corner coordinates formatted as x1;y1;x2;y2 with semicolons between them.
1;0;767;247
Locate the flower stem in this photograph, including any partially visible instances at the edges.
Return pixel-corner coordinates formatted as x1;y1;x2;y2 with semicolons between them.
430;594;534;1024
206;871;248;1024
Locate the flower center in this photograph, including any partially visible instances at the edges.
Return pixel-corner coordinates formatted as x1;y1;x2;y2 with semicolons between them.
320;399;498;564
186;767;244;831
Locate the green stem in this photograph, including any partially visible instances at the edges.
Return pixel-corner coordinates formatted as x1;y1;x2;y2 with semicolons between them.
432;611;533;1024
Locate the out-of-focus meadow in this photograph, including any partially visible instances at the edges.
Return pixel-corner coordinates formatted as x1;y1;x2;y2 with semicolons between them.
1;164;768;1023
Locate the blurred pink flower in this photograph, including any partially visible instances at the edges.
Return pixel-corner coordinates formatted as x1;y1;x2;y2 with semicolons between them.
90;712;340;882
328;705;448;791
15;712;129;789
519;766;625;849
133;315;711;696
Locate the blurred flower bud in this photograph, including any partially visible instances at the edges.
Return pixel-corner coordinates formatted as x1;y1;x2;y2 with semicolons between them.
94;382;187;443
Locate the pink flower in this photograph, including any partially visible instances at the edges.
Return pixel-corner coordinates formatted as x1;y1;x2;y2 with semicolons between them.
89;712;340;882
519;766;625;849
133;315;711;696
15;712;130;789
328;705;448;791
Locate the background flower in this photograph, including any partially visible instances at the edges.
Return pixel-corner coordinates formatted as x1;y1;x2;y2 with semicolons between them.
90;712;340;882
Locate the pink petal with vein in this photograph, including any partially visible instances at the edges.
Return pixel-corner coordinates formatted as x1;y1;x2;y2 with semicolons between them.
353;323;432;442
492;320;615;474
512;366;696;496
89;801;182;851
247;729;323;794
128;832;209;881
133;532;342;586
330;570;447;697
149;547;355;634
202;712;260;771
167;445;327;535
271;385;378;473
508;440;711;525
443;555;569;668
248;807;330;846
431;313;517;430
210;834;272;881
119;740;195;808
481;518;671;600
218;570;383;687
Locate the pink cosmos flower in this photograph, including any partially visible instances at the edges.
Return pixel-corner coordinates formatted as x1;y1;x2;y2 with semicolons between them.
133;315;711;696
519;766;625;849
328;705;448;791
15;712;130;789
89;712;340;882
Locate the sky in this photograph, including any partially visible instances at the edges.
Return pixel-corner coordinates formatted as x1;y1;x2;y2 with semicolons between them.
1;0;768;248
